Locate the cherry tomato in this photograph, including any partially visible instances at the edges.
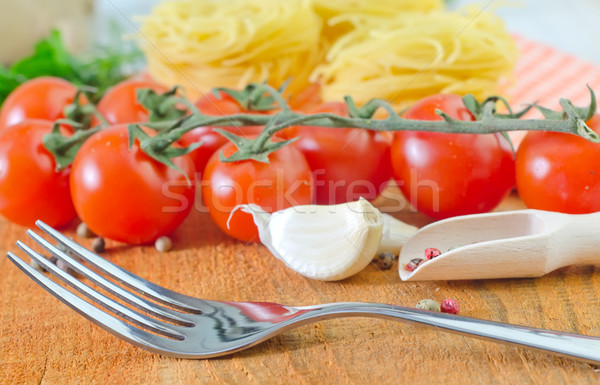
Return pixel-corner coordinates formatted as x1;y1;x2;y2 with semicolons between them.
180;91;265;175
286;102;392;204
391;94;515;219
287;82;322;112
96;79;169;124
202;142;313;242
0;77;78;128
195;91;247;116
0;119;77;227
515;114;600;213
70;125;196;244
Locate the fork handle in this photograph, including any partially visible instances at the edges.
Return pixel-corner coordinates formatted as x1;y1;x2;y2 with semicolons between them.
295;303;600;364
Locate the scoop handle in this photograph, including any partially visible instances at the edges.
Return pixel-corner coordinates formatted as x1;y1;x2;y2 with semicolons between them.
550;211;600;269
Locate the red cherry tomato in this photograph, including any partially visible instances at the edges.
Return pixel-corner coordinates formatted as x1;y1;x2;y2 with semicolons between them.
287;82;322;112
0;77;78;128
516;114;600;213
286;102;392;204
195;91;247;116
70;125;196;244
96;79;169;124
179;126;230;178
202;141;313;242
391;94;515;219
0;119;77;227
180;91;265;175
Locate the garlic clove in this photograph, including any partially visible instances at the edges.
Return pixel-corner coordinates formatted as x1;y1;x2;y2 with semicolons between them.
378;214;418;255
239;197;384;281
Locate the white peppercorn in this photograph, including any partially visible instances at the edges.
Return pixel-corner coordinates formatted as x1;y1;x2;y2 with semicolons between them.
155;236;172;252
76;222;95;238
416;299;441;312
29;258;46;273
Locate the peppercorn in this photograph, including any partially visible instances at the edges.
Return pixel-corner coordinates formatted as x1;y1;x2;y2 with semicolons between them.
76;222;95;238
29;258;46;273
92;237;105;253
441;298;460;314
373;252;395;270
155;236;172;252
416;299;441;312
424;247;442;260
55;258;80;277
56;240;78;259
404;258;424;272
55;242;69;254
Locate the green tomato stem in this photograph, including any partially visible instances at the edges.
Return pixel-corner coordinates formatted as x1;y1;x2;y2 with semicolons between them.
172;110;594;137
131;83;600;169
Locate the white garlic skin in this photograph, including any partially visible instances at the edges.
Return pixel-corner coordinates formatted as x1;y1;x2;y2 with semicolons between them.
378;214;418;255
243;198;384;281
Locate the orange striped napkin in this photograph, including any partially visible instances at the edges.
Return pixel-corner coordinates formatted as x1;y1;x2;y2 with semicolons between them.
509;35;600;115
505;35;600;144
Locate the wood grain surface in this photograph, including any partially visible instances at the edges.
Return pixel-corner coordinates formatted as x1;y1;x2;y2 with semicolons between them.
2;188;600;385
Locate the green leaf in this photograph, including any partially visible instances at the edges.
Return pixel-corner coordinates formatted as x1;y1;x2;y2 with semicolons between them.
500;131;516;157
0;27;144;107
462;95;481;118
0;66;24;105
344;96;362;118
136;88;187;123
219;137;298;163
213;128;254;150
435;109;458;123
10;30;77;80
43;123;101;170
344;96;399;121
254;137;298;161
584;85;597;121
127;124;152;149
532;104;564;120
215;82;284;112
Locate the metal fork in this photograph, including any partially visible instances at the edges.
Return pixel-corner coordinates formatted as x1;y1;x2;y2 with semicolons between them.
7;221;600;364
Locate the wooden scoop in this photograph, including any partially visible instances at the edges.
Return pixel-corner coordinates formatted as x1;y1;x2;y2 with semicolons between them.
398;209;600;281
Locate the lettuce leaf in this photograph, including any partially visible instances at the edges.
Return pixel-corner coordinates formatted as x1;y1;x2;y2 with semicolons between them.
0;29;144;105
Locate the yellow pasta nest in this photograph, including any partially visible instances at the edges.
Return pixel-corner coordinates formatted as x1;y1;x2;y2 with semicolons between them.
140;0;324;99
312;9;519;110
140;1;517;109
312;0;444;42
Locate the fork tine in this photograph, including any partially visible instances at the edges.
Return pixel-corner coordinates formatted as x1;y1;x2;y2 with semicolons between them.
6;251;183;355
27;230;195;327
15;241;186;340
36;220;206;313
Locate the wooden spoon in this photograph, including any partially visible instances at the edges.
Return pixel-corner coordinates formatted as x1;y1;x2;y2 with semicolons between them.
398;209;600;281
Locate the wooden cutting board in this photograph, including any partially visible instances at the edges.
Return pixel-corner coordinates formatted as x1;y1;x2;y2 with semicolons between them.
4;36;600;384
2;189;600;385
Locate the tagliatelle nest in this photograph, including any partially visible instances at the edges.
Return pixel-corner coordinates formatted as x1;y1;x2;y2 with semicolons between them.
140;0;324;99
139;1;517;110
311;9;519;110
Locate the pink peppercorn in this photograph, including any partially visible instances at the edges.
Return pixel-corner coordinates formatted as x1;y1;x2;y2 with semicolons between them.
404;258;424;272
425;247;442;260
441;299;460;314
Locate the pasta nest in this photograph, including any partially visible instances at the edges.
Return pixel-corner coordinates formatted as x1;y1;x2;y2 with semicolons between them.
140;0;324;99
140;1;517;110
312;8;518;110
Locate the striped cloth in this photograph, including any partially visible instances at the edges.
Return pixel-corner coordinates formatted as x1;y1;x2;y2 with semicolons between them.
505;35;600;143
510;35;600;116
